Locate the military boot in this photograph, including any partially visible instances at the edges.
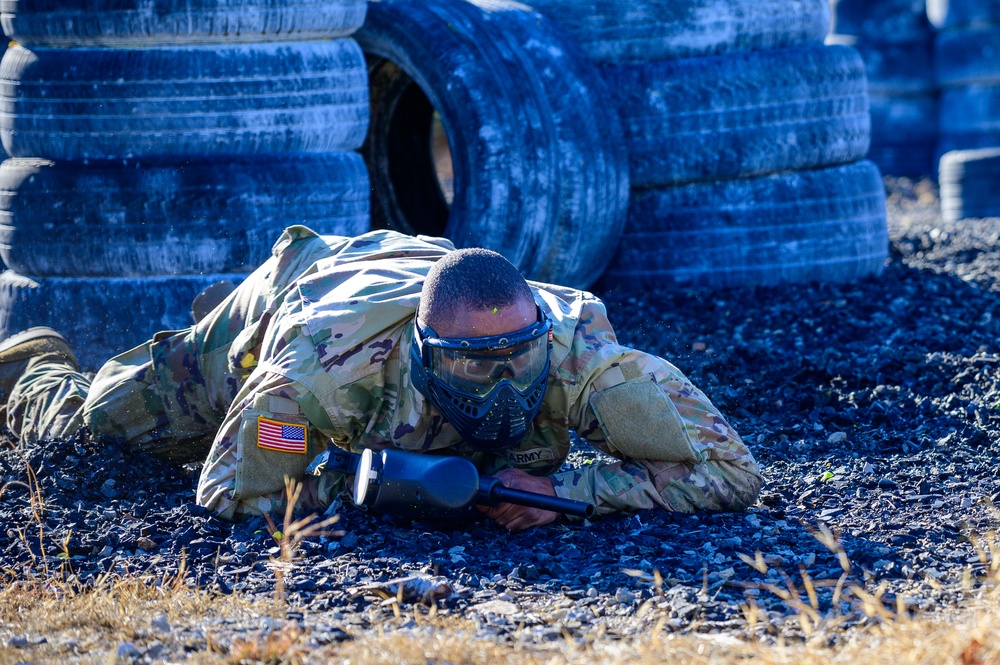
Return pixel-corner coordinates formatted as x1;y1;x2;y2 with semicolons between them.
0;327;78;402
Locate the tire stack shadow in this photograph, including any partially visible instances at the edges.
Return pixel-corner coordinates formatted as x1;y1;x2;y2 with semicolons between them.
0;0;372;370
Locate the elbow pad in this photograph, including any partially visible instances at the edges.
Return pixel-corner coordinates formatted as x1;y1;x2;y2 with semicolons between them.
589;380;702;463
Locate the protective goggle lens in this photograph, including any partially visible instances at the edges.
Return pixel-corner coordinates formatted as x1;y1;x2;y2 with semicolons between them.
430;334;549;395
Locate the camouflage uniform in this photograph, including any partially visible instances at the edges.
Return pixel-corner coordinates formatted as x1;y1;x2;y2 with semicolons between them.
7;227;762;522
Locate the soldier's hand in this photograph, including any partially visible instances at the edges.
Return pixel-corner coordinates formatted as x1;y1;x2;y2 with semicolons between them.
478;467;559;532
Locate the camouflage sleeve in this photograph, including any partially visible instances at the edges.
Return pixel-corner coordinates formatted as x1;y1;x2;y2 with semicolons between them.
548;303;762;517
195;370;345;521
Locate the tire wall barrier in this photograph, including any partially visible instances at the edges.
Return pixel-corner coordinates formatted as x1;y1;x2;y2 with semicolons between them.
521;0;885;288
829;0;938;177
935;2;1000;170
0;1;372;369
937;14;1000;225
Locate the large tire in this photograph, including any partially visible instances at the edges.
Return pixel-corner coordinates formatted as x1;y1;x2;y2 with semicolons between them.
607;44;870;187
356;0;629;289
524;0;830;66
601;161;889;290
0;41;369;160
939;147;1000;221
0;155;370;277
867;93;938;176
0;0;368;46
935;27;1000;86
927;0;1000;28
0;271;245;370
832;0;932;42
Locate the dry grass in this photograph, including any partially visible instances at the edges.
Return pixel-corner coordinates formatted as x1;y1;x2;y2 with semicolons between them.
3;483;1000;665
0;569;266;664
2;567;1000;665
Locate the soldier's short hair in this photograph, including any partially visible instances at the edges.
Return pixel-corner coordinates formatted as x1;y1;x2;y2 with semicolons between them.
419;248;533;327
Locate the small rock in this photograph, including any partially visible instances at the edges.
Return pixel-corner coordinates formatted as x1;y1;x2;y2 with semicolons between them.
8;636;28;648
827;432;847;444
136;537;157;551
470;600;519;616
151;614;170;633
586;587;599;598
614;588;635;605
116;642;142;662
863;463;875;474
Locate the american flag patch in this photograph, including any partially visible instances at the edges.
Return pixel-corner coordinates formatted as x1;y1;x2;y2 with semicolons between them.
257;416;307;454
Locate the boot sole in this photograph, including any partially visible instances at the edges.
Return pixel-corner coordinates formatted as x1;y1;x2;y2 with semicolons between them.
0;327;69;359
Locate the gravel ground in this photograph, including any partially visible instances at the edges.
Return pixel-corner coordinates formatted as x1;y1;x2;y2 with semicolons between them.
2;177;1000;659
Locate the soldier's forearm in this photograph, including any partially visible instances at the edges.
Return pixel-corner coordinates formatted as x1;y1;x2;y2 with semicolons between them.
550;455;762;517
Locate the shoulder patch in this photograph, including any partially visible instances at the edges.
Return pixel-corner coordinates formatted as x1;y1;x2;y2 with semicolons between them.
257;416;308;454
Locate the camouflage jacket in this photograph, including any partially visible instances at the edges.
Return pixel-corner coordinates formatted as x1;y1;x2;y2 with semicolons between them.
196;227;762;521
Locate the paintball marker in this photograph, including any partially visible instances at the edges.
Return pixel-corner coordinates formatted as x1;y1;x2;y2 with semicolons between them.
308;445;595;520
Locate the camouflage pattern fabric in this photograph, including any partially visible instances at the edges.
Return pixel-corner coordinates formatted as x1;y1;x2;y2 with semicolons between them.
7;227;762;522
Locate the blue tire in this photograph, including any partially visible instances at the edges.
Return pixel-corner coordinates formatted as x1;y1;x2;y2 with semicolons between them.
0;154;370;277
0;271;246;370
1;0;368;46
602;161;889;289
525;0;830;66
939;147;1000;221
607;45;871;187
357;0;629;289
0;41;369;160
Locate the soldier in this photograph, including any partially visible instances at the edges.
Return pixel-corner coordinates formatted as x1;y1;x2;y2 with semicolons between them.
0;227;761;531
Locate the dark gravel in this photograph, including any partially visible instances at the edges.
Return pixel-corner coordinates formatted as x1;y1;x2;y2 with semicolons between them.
3;177;1000;656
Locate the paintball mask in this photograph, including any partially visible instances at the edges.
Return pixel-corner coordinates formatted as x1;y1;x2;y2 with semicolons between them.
410;306;552;451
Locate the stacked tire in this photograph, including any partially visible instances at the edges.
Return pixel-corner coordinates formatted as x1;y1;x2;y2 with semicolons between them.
528;0;889;289
354;0;887;291
0;0;371;369
930;0;1000;220
931;0;1000;154
828;0;939;177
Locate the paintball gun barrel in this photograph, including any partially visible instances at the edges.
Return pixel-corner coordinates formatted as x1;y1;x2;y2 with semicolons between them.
310;446;594;520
